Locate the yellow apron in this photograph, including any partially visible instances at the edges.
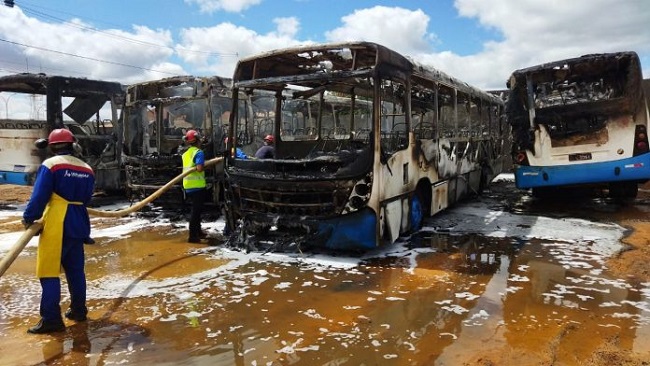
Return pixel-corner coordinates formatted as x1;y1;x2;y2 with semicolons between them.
36;193;83;278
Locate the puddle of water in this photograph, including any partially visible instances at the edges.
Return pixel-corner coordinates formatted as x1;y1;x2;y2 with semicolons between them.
2;224;649;365
2;179;650;365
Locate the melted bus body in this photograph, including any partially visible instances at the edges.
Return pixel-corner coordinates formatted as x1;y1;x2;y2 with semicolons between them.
122;75;236;204
507;52;650;198
0;73;124;191
225;42;509;251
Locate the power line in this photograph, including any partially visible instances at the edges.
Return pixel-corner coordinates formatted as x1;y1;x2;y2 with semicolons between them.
0;57;89;76
0;66;24;74
17;0;133;30
0;37;179;76
16;2;238;58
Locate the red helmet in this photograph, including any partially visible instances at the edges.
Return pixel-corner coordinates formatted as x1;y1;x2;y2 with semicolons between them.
48;129;75;144
185;129;199;143
264;134;274;143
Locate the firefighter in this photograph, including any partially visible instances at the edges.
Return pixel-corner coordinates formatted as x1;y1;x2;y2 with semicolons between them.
182;129;208;243
22;128;95;334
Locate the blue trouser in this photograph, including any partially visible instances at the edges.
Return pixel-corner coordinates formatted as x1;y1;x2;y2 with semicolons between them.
40;237;86;323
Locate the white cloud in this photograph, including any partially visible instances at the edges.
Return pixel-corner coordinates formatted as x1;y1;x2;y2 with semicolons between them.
325;6;434;56
1;1;649;92
184;0;262;13
443;0;650;88
274;17;300;39
0;6;182;82
177;19;309;77
318;1;650;89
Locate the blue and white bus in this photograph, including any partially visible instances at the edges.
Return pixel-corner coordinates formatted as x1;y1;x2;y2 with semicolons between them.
506;52;650;198
224;42;509;251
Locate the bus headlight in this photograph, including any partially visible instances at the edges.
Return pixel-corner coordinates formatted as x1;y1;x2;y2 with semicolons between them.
342;173;372;214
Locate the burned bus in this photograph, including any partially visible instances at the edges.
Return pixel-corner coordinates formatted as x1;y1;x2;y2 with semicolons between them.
122;75;235;204
224;42;509;251
506;51;650;198
0;73;124;191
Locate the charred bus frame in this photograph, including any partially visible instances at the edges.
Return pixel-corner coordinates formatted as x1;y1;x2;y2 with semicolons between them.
0;73;124;191
122;75;235;205
506;51;650;198
224;42;509;251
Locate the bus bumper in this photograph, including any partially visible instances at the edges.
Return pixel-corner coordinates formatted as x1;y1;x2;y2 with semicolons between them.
243;208;378;251
315;208;378;251
0;171;33;185
514;154;650;189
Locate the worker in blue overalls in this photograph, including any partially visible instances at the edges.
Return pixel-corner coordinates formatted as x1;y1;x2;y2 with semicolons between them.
22;128;95;334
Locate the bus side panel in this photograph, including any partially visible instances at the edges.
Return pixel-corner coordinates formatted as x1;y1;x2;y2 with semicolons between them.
0;127;46;185
384;200;402;243
431;181;449;215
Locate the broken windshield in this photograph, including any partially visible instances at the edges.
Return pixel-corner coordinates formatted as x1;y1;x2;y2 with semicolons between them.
233;84;373;160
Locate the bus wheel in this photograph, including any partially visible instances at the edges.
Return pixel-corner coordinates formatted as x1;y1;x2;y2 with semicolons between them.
410;192;424;232
609;182;638;199
531;187;554;199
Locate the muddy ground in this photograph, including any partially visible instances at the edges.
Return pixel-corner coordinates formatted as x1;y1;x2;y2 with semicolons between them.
2;183;649;283
1;180;650;365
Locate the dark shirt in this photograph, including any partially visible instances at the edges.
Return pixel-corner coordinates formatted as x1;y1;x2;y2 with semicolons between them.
254;145;274;159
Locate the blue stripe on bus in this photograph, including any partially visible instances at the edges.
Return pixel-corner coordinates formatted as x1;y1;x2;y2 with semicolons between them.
0;171;32;185
514;154;650;189
319;208;377;250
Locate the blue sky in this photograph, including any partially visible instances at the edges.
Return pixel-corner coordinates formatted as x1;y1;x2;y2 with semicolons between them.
0;0;649;93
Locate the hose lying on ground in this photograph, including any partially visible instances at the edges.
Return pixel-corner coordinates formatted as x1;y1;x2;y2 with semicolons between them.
0;157;223;277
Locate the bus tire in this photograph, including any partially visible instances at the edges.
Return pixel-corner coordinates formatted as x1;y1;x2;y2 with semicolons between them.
531;187;554;199
609;181;638;199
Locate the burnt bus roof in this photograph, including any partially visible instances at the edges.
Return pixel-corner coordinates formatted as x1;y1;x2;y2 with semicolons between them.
234;41;503;104
506;51;642;87
505;51;644;118
125;75;232;105
0;72;125;98
234;41;411;82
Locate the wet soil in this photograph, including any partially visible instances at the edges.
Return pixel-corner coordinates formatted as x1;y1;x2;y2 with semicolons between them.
1;182;650;365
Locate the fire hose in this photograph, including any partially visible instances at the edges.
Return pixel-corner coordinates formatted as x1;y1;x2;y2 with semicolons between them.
0;157;223;278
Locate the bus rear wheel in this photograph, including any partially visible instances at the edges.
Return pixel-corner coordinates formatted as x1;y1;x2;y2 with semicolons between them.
609;181;638;199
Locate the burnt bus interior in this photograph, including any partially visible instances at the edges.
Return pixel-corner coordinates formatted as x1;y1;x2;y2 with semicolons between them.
506;52;644;153
122;76;233;204
0;73;125;190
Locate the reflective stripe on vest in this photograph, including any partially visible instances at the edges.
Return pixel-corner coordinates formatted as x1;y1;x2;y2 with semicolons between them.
182;146;206;190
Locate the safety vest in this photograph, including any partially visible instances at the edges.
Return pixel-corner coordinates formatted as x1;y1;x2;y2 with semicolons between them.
182;146;206;190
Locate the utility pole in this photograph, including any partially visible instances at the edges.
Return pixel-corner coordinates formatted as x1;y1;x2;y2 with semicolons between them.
0;93;16;119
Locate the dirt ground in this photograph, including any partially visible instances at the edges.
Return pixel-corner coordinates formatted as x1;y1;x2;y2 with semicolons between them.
5;183;650;282
0;184;32;204
2;182;650;365
607;182;650;284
